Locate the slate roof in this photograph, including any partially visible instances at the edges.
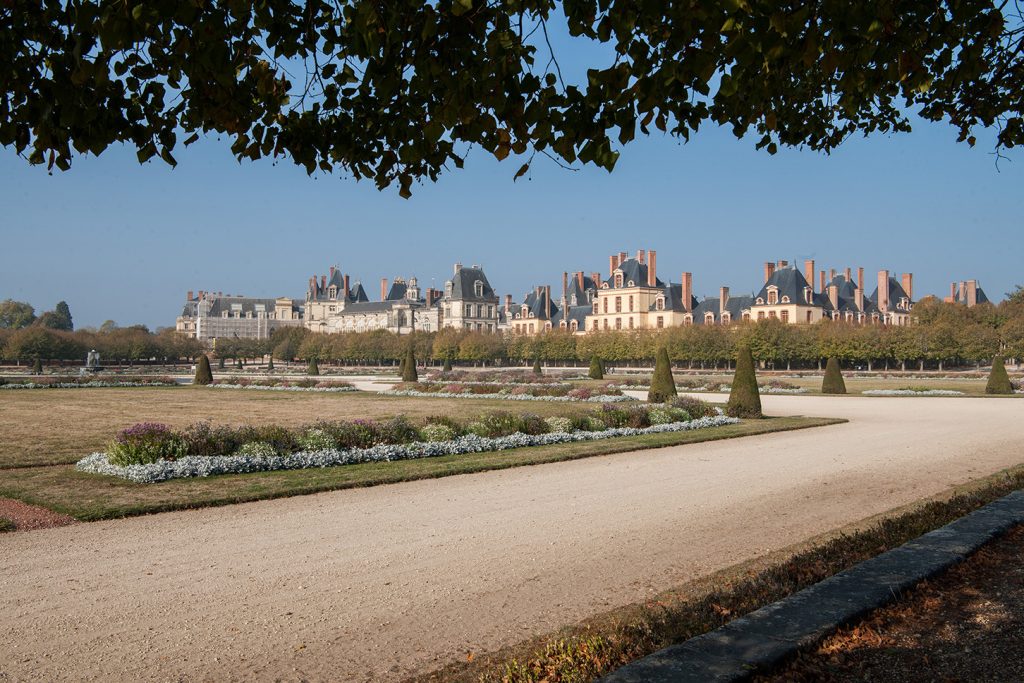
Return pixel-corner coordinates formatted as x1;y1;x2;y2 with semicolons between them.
952;286;990;305
869;275;913;309
691;294;756;323
518;287;558;321
825;274;880;315
755;266;835;310
386;280;409;301
655;283;700;313
605;258;664;289
447;266;497;302
186;296;302;317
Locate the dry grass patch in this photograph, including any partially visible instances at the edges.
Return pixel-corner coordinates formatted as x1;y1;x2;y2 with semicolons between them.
0;416;840;521
0;387;598;468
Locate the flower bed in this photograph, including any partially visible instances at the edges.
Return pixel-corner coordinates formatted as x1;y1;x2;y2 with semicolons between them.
75;400;726;483
385;384;633;402
425;370;585;384
0;377;178;389
861;389;965;396
209;378;356;393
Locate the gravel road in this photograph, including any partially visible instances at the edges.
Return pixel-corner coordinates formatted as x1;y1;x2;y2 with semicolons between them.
2;395;1023;682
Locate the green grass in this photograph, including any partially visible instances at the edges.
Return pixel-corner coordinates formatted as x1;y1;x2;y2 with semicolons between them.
0;517;15;533
0;416;840;521
419;463;1024;683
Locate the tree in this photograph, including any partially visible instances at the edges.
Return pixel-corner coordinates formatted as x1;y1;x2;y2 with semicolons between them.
532;357;542;375
267;356;275;372
821;357;847;395
218;356;226;370
986;356;1013;394
588;356;604;380
194;354;213;385
648;347;677;403
54;301;73;331
6;3;1020;196
0;300;35;329
307;357;320;376
402;344;418;382
727;346;762;419
443;355;453;372
32;357;43;374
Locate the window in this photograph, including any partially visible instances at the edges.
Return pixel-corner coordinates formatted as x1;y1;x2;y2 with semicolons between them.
705;313;715;324
805;289;813;304
806;311;813;323
329;286;337;300
593;302;599;314
603;319;609;330
769;311;777;318
476;304;482;317
602;298;608;313
656;316;664;328
757;311;765;320
722;313;731;324
465;304;471;317
743;313;751;321
474;280;484;298
614;273;623;287
767;290;778;305
570;320;578;332
656;297;664;311
628;317;634;329
615;296;622;313
614;317;622;329
529;323;535;333
781;310;789;323
628;295;634;311
593;320;599;330
781;296;790;304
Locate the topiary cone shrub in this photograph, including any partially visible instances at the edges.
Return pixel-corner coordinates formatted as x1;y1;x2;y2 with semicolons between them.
236;358;243;370
727;346;762;418
821;357;847;394
648;347;677;403
588;356;604;380
218;356;225;369
533;357;542;375
986;356;1013;394
443;355;453;372
267;357;274;372
31;357;43;375
194;355;213;385
402;345;418;382
307;358;320;376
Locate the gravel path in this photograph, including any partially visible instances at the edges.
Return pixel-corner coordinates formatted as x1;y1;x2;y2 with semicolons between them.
0;498;76;532
2;395;1023;682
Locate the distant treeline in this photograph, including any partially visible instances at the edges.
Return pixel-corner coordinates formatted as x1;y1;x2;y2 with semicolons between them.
2;294;1022;369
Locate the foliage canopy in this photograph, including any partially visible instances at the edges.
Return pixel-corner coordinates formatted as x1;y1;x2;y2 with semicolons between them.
3;1;1021;195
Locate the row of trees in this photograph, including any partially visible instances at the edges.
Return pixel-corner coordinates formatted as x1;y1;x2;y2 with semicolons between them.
3;295;1022;369
0;299;74;331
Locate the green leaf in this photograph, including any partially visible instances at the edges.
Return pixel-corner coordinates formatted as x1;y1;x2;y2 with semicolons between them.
451;0;472;17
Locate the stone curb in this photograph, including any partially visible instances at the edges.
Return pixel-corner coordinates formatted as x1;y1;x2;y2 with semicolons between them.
600;490;1024;683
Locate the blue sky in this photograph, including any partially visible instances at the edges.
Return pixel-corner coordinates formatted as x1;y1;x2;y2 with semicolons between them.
1;26;1021;329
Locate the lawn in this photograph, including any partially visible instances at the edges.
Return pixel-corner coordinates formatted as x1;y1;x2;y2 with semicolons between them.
0;416;841;521
0;387;601;468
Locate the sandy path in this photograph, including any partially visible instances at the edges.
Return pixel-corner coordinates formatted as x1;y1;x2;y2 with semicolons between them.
2;395;1023;682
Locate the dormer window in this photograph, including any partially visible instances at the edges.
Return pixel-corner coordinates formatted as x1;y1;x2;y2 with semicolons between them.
767;288;779;305
756;297;764;305
570;320;578;332
781;296;790;304
614;273;623;288
570;294;577;306
805;288;813;304
445;282;453;298
329;286;337;300
474;280;484;298
705;313;715;324
655;297;665;311
627;280;635;287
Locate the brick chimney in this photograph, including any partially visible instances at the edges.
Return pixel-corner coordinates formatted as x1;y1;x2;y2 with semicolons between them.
637;249;645;265
844;267;851;282
454;262;462;274
505;293;512;313
545;285;552;320
619;251;627;265
187;290;193;301
877;270;890;312
764;262;776;283
967;280;978;307
647;249;657;287
342;274;350;301
609;254;618;276
820;271;826;293
576;272;584;292
561;272;569;310
777;260;788;269
829;268;836;282
591;273;601;289
329;265;335;278
828;283;839;310
949;282;957;302
804;260;815;292
856;267;865;311
901;273;913;301
381;278;388;301
198;290;205;300
682;272;693;313
959;281;967;304
320;276;326;292
719;286;729;320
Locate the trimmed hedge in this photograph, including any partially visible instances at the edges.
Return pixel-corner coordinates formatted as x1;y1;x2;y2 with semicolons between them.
986;356;1013;394
589;356;604;380
726;346;762;418
402;345;418;382
821;357;847;394
194;355;213;385
648;347;677;403
307;358;320;376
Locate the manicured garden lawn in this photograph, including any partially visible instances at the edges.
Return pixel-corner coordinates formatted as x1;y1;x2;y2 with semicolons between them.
0;416;841;521
0;387;599;468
